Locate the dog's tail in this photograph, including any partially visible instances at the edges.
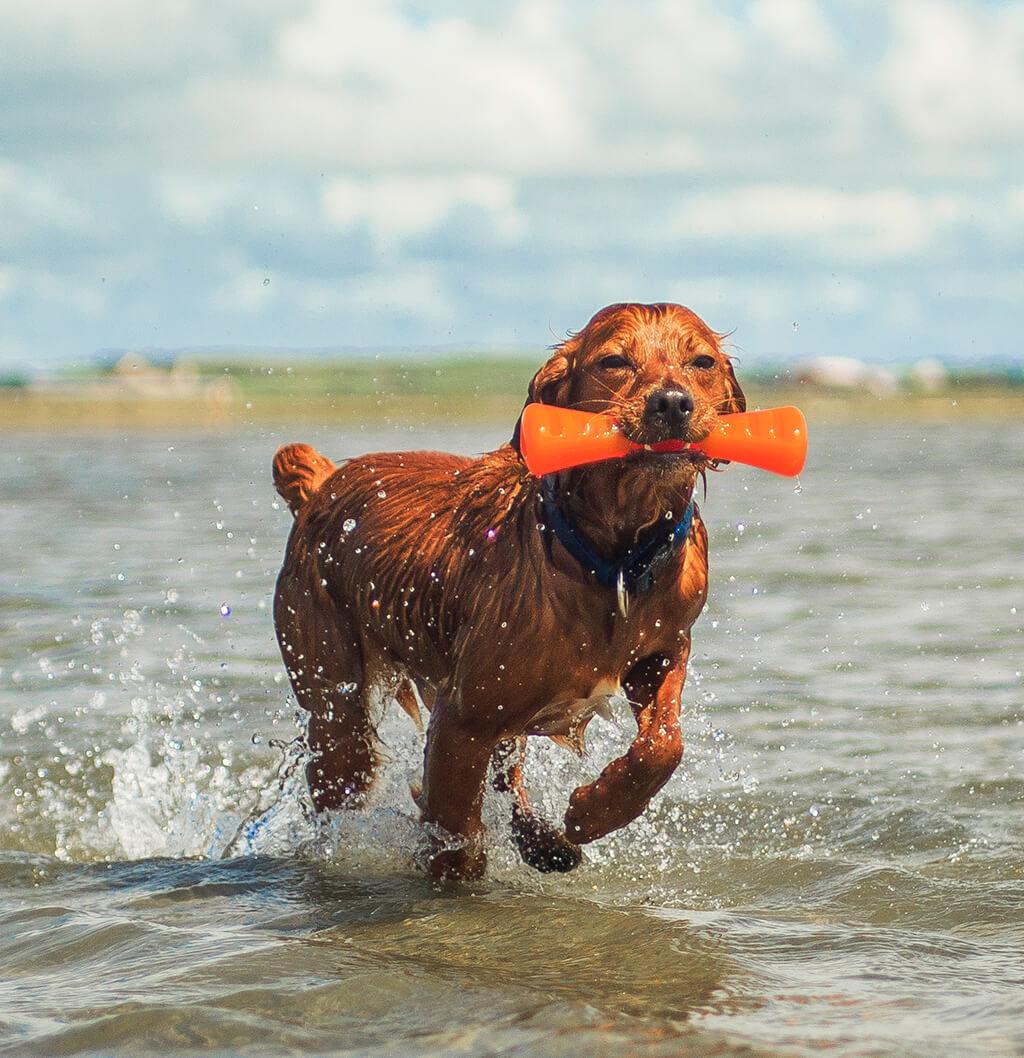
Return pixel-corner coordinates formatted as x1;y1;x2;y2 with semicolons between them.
273;443;336;516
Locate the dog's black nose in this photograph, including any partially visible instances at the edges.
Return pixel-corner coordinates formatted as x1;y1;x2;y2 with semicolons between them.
644;388;694;433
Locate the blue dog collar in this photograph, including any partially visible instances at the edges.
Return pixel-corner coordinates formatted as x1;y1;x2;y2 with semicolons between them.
539;480;695;599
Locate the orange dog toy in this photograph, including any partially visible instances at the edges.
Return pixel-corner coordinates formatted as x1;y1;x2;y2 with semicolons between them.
518;404;807;478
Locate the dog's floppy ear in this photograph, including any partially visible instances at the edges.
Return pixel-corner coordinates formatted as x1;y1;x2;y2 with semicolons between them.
511;339;577;457
527;344;573;406
722;356;746;415
705;356;747;471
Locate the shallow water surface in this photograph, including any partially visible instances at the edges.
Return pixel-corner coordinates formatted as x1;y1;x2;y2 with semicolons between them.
1;420;1022;1057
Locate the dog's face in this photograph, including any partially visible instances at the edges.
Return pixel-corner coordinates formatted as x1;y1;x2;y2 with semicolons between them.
528;303;745;481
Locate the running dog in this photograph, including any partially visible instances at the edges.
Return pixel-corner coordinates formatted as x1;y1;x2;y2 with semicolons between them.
273;302;745;879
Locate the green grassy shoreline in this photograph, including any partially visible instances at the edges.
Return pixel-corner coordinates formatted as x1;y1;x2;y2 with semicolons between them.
2;356;1020;431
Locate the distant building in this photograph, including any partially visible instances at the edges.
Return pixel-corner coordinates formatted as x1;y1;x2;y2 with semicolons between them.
794;356;899;397
907;359;948;392
30;353;237;406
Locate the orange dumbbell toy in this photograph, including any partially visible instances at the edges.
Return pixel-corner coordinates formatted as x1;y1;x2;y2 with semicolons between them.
518;404;807;478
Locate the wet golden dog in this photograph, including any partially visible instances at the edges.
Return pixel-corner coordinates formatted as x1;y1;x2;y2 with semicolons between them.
273;303;745;879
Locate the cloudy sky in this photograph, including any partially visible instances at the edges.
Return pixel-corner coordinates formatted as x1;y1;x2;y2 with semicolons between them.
2;0;1022;368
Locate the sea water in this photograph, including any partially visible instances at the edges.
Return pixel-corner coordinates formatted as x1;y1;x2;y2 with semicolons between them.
1;420;1021;1057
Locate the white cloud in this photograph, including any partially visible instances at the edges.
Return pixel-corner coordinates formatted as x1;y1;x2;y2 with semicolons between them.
322;173;521;244
156;175;238;228
585;0;747;124
12;0;1020;183
670;185;968;259
665;273;868;327
0;0;253;79
0;163;91;240
665;275;792;326
749;0;838;63
209;258;454;328
881;0;1024;144
199;0;589;173
212;266;277;314
0;0;1022;363
297;265;454;326
941;270;1024;304
154;173;310;234
0;264;108;317
67;0;841;177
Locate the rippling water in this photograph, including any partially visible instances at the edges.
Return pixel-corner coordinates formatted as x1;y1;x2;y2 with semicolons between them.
1;420;1022;1057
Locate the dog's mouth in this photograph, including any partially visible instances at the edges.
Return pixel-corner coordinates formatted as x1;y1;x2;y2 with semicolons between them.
618;422;711;467
623;444;707;468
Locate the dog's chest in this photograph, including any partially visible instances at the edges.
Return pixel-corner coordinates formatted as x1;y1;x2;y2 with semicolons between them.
527;676;627;738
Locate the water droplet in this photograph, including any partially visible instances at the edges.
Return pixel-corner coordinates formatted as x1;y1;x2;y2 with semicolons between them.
262;277;270;286
343;518;357;532
219;604;232;617
377;490;387;499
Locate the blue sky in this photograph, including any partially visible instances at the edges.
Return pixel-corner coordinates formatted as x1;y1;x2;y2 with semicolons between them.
2;0;1022;368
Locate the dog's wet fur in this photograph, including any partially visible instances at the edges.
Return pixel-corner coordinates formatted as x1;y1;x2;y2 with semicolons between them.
273;303;745;879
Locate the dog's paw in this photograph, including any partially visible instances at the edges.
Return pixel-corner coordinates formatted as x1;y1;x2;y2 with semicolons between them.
428;846;487;882
512;807;583;873
420;825;487;882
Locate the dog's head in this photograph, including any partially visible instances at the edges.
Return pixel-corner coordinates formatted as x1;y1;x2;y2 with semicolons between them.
525;303;745;482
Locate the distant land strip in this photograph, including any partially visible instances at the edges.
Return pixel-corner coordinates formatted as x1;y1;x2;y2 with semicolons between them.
1;355;1021;431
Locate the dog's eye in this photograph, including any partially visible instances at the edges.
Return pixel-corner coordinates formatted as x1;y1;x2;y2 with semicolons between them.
691;354;717;369
598;354;632;370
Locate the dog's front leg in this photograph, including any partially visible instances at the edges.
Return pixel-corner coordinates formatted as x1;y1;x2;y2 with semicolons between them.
421;699;496;881
492;737;582;873
563;641;689;844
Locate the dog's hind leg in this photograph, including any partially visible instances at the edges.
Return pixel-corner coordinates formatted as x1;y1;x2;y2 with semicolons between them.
275;584;378;813
420;699;499;880
492;737;582;873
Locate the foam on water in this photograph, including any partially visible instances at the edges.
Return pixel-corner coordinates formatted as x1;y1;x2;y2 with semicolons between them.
0;592;795;908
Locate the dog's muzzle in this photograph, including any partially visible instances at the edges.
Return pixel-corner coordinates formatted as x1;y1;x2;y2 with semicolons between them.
644;388;694;438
